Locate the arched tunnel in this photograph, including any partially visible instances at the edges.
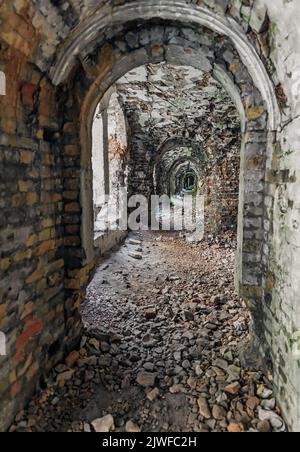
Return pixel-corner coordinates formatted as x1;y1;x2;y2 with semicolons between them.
0;0;300;433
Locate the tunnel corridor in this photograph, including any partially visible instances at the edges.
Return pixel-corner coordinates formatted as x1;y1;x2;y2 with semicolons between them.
1;0;300;433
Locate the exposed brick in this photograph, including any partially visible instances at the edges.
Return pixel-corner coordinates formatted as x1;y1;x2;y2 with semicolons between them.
26;269;44;284
11;381;22;398
0;259;11;272
14;249;33;262
65;351;79;368
21;82;38;108
20;151;34;165
64;202;81;213
17;320;44;347
26;192;38;206
26;362;39;380
36;240;56;255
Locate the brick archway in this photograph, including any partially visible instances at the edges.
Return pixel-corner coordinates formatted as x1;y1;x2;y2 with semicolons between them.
57;21;275;360
155;138;197;164
167;157;202;196
51;0;280;132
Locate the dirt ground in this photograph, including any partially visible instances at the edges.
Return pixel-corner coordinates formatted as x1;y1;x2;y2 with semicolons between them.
12;232;286;433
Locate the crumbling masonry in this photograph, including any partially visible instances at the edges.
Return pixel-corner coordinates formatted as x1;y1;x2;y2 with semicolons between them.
1;0;300;432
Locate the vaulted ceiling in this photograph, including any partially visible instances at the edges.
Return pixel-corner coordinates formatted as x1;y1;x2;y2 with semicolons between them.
115;63;240;145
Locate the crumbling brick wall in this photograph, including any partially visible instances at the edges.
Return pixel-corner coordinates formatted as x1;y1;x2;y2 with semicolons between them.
1;0;300;433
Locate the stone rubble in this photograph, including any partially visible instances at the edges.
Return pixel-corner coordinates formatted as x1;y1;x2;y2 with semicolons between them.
10;232;286;433
91;415;115;433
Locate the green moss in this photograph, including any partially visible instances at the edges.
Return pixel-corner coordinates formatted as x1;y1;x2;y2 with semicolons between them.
270;22;278;36
268;22;278;52
241;12;251;23
240;5;252;23
285;149;294;156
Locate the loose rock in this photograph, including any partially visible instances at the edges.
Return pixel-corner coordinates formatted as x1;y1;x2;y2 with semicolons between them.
92;415;115;433
198;398;212;419
136;371;156;387
126;421;141;433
